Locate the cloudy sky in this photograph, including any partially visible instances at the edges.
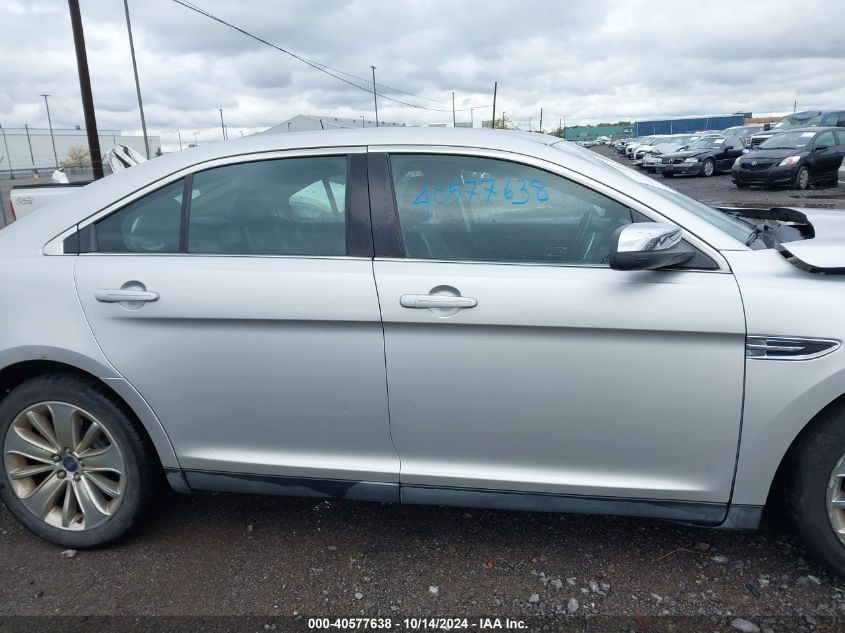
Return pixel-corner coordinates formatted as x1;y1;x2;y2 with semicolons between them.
1;0;844;148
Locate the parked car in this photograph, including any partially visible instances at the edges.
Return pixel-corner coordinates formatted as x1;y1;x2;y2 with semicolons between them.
642;135;695;172
8;128;845;576
840;157;845;188
749;110;845;149
732;127;845;189
9;145;147;220
631;136;669;162
626;136;656;157
656;135;744;177
721;124;765;148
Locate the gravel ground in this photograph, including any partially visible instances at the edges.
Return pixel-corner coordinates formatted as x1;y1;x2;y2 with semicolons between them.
2;148;845;633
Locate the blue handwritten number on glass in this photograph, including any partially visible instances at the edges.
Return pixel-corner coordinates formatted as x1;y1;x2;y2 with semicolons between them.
529;178;549;202
447;182;462;204
480;178;496;204
463;179;477;203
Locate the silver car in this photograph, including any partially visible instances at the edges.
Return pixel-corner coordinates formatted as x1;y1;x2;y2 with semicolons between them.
3;128;845;574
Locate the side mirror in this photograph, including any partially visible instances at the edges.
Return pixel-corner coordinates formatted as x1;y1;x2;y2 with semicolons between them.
609;223;696;271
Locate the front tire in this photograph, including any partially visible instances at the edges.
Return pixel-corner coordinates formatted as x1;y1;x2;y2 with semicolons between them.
794;166;811;190
701;158;715;177
786;400;845;576
0;374;159;548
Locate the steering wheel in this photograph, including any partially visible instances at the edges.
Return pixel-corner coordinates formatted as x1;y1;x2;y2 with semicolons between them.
570;209;596;262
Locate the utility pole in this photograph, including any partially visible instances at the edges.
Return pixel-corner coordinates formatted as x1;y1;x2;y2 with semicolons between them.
470;108;474;128
24;124;35;167
539;108;543;134
123;0;150;159
491;82;497;129
0;125;12;179
794;100;797;113
67;0;104;179
452;92;456;126
559;118;562;138
370;66;379;128
218;109;226;140
502;111;506;129
41;94;59;169
176;129;183;150
361;115;365;127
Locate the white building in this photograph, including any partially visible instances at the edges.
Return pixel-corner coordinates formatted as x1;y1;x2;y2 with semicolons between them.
0;126;159;176
261;114;406;135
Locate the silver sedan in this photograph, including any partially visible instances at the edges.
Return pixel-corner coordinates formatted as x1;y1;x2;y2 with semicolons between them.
2;128;845;575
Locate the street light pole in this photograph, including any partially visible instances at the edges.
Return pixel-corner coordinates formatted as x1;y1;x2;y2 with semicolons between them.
41;94;59;169
123;0;150;159
452;92;456;127
370;66;379;128
471;108;474;128
176;129;182;150
218;109;226;140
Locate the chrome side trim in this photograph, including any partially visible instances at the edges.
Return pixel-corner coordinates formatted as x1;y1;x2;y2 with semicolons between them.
368;144;731;273
746;335;840;361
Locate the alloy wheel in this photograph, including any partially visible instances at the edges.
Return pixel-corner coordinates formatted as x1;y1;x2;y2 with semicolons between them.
827;451;845;545
3;402;126;531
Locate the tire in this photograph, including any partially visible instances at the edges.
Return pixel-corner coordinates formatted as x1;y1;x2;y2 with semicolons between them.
786;399;845;576
662;173;674;178
0;374;159;548
735;182;750;189
701;158;715;177
794;166;811;190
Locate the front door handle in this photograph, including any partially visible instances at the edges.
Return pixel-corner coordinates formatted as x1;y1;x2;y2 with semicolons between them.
95;289;159;303
400;294;477;309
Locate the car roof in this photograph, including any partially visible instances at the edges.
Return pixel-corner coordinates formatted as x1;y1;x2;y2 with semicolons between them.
770;126;839;134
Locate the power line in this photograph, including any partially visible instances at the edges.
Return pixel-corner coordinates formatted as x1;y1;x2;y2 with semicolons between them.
170;0;491;114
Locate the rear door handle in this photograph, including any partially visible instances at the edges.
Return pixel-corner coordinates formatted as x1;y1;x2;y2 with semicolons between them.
400;294;477;309
95;289;159;303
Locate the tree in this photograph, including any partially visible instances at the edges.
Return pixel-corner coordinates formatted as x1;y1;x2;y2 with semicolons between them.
61;146;91;169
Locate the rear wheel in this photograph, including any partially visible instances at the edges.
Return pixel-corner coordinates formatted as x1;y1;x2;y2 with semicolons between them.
794;166;811;190
786;400;845;576
701;158;715;177
0;374;159;548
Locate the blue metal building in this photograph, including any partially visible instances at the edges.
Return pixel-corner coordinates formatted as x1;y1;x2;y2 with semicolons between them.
634;115;744;136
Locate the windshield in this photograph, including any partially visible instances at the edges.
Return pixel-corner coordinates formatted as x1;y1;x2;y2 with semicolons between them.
773;114;822;130
689;137;726;149
759;131;816;150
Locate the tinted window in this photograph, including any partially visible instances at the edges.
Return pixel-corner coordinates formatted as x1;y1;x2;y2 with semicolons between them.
95;179;184;253
815;131;835;149
390;154;633;265
187;156;347;256
93;157;348;256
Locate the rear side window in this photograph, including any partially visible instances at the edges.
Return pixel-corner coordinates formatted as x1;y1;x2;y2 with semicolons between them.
91;156;347;256
187;156;346;256
389;154;633;265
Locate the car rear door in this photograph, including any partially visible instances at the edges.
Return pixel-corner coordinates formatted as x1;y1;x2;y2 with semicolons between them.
368;148;746;520
73;148;399;498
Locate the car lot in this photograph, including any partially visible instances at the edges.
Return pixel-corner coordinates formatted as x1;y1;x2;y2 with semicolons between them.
3;142;845;632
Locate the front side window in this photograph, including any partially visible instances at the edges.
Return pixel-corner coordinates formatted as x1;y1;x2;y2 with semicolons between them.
389;154;633;265
92;156;347;256
815;131;835;150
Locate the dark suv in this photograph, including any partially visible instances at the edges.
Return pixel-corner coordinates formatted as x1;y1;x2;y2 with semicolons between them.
749;110;845;148
732;127;845;189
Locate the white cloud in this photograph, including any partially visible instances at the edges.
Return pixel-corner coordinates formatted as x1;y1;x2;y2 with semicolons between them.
0;0;843;147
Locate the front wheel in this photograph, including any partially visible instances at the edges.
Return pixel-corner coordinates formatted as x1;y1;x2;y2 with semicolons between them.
0;374;159;548
794;166;811;190
701;158;715;177
786;400;845;576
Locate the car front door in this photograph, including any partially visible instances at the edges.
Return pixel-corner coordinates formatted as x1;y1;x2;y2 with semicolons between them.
369;150;746;520
73;149;399;498
718;138;744;171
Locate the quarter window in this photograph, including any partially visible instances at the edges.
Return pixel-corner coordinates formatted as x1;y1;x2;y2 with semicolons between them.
389;154;633;265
